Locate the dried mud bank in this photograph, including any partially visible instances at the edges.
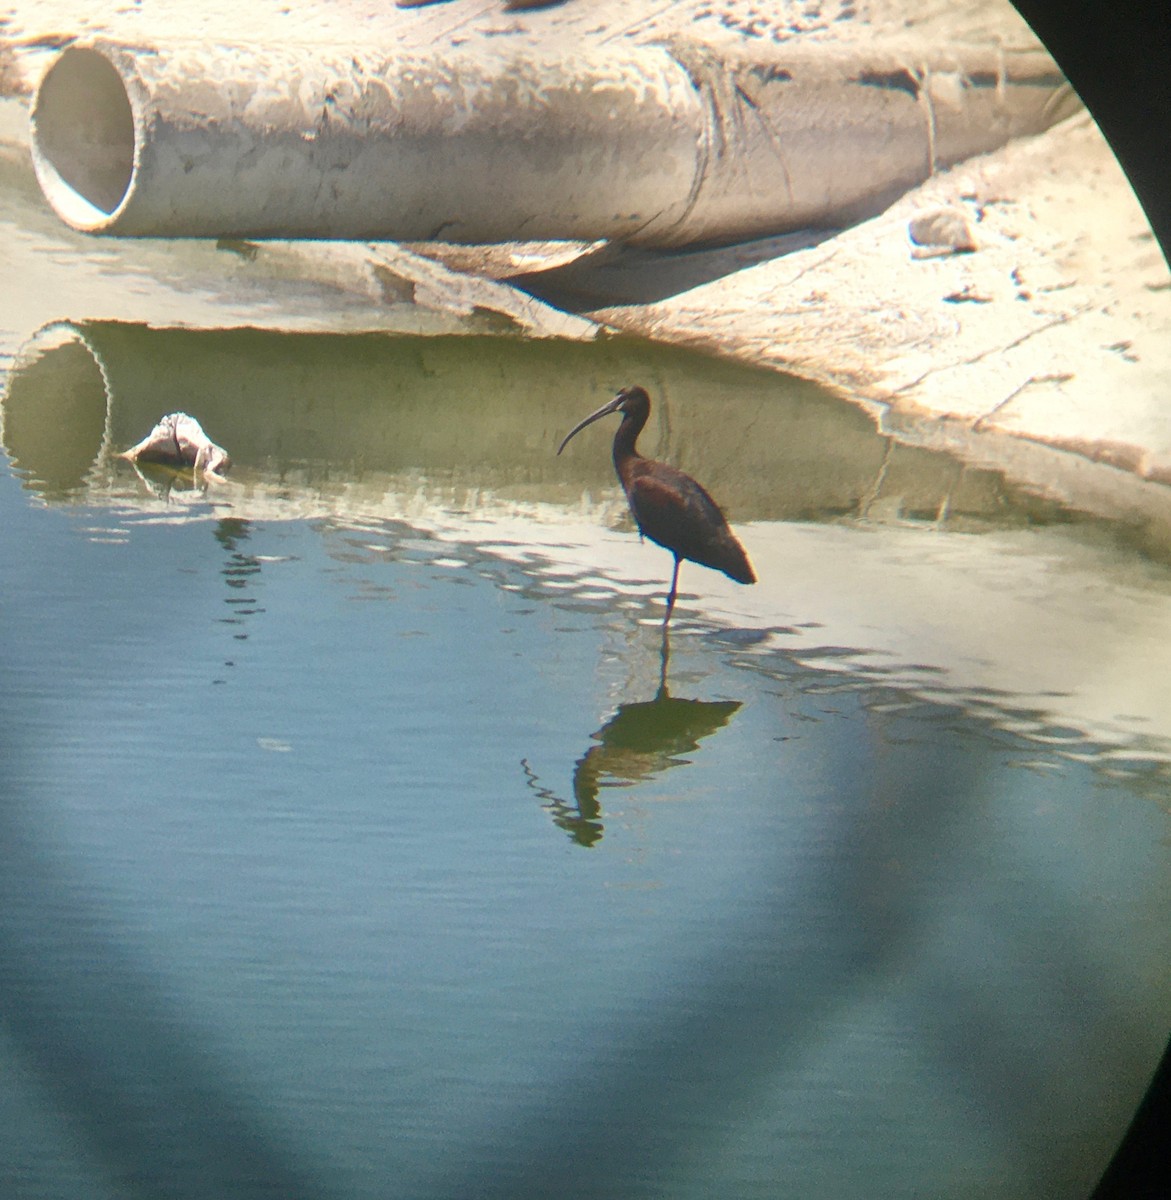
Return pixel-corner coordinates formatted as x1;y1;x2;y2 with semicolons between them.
418;102;1171;533
569;112;1171;489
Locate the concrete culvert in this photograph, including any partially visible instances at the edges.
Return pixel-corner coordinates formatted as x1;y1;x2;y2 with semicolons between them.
26;38;1078;245
31;46;137;229
26;39;706;243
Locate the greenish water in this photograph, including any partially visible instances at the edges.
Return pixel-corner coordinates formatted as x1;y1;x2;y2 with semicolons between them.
2;327;1171;1200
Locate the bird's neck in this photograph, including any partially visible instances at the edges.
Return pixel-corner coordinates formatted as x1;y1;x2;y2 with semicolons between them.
611;414;644;469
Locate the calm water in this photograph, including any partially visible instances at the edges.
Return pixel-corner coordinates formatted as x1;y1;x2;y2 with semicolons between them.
2;326;1171;1200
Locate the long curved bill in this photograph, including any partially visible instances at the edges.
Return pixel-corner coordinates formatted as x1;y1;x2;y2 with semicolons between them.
556;393;625;455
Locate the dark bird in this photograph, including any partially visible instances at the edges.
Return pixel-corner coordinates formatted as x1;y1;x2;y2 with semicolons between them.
557;386;755;621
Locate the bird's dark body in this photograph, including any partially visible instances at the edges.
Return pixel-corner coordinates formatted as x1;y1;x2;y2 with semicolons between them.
620;457;755;585
558;386;755;617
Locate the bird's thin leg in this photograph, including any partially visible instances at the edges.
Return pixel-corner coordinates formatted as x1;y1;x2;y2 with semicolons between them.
658;620;671;692
664;555;680;625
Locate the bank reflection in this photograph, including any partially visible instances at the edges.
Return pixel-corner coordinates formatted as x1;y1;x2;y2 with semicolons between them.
526;681;742;848
0;319;1079;538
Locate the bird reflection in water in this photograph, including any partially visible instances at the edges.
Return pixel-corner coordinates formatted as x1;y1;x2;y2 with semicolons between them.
524;638;742;847
125;457;212;501
212;519;267;681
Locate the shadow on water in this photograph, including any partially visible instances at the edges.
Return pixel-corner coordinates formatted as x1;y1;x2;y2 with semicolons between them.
523;633;742;847
0;515;311;1198
0;811;336;1200
444;700;1161;1200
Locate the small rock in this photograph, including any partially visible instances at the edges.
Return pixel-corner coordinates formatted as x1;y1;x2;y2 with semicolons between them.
908;207;978;256
942;286;992;304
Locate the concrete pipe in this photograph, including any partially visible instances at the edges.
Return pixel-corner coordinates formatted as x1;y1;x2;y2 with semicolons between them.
29;40;705;244
28;39;1077;247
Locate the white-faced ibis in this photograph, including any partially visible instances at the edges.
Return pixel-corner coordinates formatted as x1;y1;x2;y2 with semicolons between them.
558;386;756;620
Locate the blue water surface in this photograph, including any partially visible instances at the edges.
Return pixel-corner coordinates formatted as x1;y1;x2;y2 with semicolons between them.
2;452;1170;1200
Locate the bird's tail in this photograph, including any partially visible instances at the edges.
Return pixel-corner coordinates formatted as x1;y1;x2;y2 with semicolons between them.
725;549;756;586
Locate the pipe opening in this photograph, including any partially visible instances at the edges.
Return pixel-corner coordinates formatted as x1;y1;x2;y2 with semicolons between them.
31;47;135;228
2;325;111;497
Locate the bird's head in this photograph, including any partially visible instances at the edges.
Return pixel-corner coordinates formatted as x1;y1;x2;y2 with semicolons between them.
557;386;650;455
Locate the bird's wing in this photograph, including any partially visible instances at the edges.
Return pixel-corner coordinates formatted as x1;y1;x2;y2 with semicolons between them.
627;468;726;549
627;464;754;583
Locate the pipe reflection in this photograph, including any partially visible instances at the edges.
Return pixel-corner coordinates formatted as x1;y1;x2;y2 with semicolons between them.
0;319;1079;536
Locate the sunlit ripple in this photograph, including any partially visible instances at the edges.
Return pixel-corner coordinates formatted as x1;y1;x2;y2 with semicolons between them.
20;462;1171;790
284;501;1171;785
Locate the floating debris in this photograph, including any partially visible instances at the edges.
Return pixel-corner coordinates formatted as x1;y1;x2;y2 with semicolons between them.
120;412;231;481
